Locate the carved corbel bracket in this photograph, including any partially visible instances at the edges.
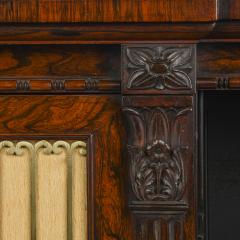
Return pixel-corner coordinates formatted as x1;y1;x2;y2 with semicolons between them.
122;43;196;239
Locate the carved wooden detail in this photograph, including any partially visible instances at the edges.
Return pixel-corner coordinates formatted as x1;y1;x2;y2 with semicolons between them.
0;140;87;240
123;106;191;202
85;78;99;90
0;78;120;93
217;77;229;89
0;140;87;156
51;79;66;91
122;44;195;94
197;76;240;90
0;95;133;239
16;80;30;91
136;214;185;240
123;95;195;239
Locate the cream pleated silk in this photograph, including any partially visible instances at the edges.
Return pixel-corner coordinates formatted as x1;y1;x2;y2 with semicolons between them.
0;140;87;240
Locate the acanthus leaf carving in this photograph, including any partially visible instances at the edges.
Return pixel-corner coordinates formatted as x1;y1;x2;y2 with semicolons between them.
124;107;191;201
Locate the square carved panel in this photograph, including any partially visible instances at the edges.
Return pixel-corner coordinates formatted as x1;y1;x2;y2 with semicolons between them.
122;44;196;94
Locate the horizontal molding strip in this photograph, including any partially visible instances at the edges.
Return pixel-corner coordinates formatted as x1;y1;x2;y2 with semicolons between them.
197;77;240;90
130;201;188;212
0;77;120;93
1;77;240;92
0;21;239;43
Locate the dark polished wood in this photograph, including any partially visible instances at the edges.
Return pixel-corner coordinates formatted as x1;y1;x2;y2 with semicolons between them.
1;22;240;44
197;43;240;89
0;1;240;239
0;45;120;79
0;44;120;93
219;0;240;20
198;43;240;78
122;44;196;95
123;95;196;240
121;42;196;240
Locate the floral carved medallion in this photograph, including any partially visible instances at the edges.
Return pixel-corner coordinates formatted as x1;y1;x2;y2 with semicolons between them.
123;107;192;201
123;45;195;91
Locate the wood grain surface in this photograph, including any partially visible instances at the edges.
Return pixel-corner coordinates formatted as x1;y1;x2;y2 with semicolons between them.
0;45;120;79
0;44;120;93
0;22;240;43
198;43;240;77
0;0;216;22
197;43;240;89
0;95;133;240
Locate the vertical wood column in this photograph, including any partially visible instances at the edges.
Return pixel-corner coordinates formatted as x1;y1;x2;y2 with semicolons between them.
122;44;196;240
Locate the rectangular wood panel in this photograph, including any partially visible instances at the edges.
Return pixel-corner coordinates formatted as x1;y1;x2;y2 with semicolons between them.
0;0;217;22
0;96;132;239
197;43;240;89
0;45;120;93
0;45;120;78
122;44;196;95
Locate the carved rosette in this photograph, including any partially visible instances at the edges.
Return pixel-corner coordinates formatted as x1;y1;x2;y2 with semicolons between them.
122;44;195;92
123;107;191;201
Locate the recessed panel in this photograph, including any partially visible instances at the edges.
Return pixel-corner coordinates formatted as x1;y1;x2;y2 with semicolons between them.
0;147;31;240
0;140;87;240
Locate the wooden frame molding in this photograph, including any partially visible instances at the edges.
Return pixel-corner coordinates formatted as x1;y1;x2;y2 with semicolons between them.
0;21;239;44
0;95;132;239
0;77;120;93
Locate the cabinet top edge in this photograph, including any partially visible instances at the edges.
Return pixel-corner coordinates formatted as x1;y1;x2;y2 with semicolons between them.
0;21;239;44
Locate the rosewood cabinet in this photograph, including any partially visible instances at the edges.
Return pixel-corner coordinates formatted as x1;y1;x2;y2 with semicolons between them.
0;1;240;240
